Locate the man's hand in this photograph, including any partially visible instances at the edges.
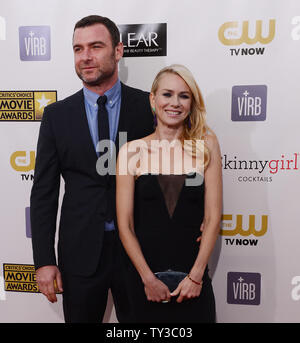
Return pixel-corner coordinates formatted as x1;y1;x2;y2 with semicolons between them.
36;265;63;303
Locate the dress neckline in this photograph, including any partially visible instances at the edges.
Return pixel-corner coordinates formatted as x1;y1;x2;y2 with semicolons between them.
134;172;204;220
134;171;202;182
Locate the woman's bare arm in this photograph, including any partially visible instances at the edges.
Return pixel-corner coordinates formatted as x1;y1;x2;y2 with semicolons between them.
116;142;171;302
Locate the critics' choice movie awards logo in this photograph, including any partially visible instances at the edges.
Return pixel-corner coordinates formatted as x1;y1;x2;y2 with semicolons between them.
231;85;267;121
19;26;51;61
222;153;300;183
218;19;275;56
221;214;268;246
3;264;39;293
118;23;167;57
227;272;261;305
0;91;57;121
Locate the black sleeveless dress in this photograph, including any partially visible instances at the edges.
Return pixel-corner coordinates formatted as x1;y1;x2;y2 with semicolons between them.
125;173;216;323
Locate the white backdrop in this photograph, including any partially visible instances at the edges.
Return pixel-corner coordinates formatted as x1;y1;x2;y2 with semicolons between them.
0;0;299;323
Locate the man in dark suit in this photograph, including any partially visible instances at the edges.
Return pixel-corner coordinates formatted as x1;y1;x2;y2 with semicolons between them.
30;15;153;323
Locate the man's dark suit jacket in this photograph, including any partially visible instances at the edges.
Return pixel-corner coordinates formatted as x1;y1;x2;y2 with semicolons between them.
30;83;153;276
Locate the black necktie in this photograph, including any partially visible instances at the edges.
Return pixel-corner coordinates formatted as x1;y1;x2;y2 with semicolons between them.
97;95;113;221
97;95;109;147
97;95;110;177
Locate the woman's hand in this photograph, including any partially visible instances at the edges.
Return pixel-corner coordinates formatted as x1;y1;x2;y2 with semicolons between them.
143;275;172;303
170;276;203;303
196;222;204;243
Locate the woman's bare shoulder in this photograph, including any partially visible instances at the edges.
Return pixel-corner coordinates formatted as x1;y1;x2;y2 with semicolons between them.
204;130;220;153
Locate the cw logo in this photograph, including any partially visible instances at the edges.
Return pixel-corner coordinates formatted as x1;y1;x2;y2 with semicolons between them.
220;214;268;236
10;151;35;172
218;19;275;46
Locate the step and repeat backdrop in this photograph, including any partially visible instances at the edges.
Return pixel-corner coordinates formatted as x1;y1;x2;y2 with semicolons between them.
0;0;299;323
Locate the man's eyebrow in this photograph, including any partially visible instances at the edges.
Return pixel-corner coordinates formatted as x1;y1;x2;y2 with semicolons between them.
73;40;106;48
89;40;106;46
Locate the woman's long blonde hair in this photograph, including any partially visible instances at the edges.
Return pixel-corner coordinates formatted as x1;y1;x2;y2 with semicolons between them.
151;64;211;168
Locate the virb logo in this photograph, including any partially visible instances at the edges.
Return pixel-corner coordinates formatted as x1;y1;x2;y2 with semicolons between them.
227;272;261;305
231;85;267;121
19;26;51;61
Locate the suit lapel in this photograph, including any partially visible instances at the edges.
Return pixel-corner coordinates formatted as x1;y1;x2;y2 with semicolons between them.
72;86;131;158
69;89;98;160
115;83;134;155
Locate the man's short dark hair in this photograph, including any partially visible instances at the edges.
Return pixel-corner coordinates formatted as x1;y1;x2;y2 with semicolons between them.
74;15;120;47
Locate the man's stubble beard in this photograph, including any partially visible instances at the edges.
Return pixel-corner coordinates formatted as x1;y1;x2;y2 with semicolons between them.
77;66;116;86
76;52;117;87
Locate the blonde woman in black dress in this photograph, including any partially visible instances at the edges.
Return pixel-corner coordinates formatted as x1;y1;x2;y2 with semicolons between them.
116;64;222;322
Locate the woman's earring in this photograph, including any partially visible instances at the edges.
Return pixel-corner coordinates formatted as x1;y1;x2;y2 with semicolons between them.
152;107;157;127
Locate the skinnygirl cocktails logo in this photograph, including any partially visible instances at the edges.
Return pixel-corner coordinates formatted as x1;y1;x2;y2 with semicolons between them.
222;153;299;182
